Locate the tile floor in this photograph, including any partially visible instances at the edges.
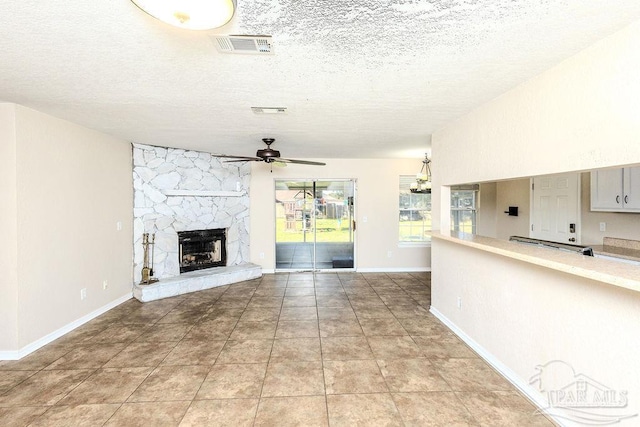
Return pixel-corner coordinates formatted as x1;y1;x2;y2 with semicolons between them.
0;272;555;426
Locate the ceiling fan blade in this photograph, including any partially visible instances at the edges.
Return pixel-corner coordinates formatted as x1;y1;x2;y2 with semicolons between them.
224;159;261;163
215;154;262;161
276;158;326;166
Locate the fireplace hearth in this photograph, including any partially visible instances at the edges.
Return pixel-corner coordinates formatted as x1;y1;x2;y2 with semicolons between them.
178;229;226;273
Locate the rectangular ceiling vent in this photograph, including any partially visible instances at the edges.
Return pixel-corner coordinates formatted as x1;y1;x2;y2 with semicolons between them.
251;107;287;114
212;35;274;55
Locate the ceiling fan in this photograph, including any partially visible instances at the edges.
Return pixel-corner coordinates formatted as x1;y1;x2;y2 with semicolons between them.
215;138;326;167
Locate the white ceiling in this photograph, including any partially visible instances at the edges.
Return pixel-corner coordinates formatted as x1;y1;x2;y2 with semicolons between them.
1;1;639;159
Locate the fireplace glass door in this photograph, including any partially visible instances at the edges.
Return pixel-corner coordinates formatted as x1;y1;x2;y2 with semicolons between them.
275;180;355;271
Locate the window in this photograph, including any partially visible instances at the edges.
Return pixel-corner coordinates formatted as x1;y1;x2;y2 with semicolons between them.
451;186;478;234
399;176;431;242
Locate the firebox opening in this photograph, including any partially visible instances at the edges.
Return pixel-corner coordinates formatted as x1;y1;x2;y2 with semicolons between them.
178;228;226;273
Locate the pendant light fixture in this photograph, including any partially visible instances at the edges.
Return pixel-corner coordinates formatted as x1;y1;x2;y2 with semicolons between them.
410;154;432;194
131;0;236;31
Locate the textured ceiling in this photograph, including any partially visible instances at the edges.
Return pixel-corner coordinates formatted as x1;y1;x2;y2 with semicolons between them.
1;1;639;159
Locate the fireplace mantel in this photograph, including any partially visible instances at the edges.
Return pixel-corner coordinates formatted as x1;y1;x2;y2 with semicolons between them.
162;190;244;197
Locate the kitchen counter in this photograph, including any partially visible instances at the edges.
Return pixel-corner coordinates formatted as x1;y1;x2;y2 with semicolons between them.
430;232;640;293
591;237;640;263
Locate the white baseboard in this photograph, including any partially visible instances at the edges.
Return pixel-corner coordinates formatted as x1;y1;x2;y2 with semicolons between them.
356;267;431;273
429;306;565;427
0;292;132;361
264;268;431;274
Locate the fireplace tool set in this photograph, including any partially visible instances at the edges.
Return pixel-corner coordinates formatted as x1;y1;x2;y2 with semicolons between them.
140;233;158;285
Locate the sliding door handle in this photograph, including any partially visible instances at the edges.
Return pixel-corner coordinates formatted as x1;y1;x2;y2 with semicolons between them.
616;195;620;204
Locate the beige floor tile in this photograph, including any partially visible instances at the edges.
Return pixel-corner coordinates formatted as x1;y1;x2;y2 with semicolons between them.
377;359;451;392
104;341;178;368
44;342;128;370
157;307;209;324
253;287;286;297
183;318;238;341
319;319;364;337
321;336;374;360
136;323;192;342
367;336;423;359
431;359;512;392
216;340;274;364
413;334;478;359
315;295;351;307
161;339;226;366
275;320;320;338
0;343;72;371
317;307;356;321
197;363;267;399
203;307;245;321
354;306;395;319
324;360;388;394
279;306;318;321
457;391;555;426
271;338;322;362
255;396;328;427
392;391;478;426
248;296;284;308
89;323;150;343
283;296;317;307
359;318;408;336
284;288;316;297
29;404;120;427
240;307;281;322
105;401;191;426
387;304;430;318
327;393;403;426
378;294;417;306
0;369;93;407
0;370;37;394
58;367;153;405
214;296;251;309
261;361;325;397
0;406;48;427
128;365;209;402
230;321;278;340
179;399;259;427
399;317;449;336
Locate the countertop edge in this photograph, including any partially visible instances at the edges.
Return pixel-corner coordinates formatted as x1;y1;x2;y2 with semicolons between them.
430;232;640;293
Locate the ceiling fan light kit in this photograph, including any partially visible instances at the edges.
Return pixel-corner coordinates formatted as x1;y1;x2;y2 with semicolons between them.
215;138;326;170
131;0;236;30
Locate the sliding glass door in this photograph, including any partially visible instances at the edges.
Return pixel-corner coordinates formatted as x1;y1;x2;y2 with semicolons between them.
275;179;355;271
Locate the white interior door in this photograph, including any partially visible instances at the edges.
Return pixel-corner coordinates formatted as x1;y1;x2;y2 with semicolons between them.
531;173;580;244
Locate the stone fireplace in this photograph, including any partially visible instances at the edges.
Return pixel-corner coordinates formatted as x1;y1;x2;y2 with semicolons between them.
131;143;260;302
178;228;226;273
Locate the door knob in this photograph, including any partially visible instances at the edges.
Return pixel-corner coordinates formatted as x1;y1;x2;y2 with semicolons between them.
568;237;576;242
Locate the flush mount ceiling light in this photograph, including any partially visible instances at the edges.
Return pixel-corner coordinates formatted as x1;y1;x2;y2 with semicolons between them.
131;0;236;30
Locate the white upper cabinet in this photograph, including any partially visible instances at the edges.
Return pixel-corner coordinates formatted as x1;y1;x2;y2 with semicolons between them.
624;167;640;210
591;167;640;212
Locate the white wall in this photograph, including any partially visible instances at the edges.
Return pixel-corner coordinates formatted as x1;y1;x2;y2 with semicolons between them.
249;159;431;272
495;179;531;240
1;104;133;355
0;104;18;351
430;19;640;424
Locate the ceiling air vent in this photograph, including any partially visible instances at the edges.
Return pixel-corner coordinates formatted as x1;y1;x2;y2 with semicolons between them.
212;35;274;55
251;107;287;114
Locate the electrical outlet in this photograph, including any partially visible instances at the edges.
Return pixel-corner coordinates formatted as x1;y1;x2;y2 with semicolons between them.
457;296;462;309
599;222;606;232
116;221;123;231
103;280;108;290
80;288;87;300
387;251;393;258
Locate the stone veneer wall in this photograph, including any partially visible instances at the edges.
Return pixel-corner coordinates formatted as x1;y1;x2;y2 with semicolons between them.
132;143;251;283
